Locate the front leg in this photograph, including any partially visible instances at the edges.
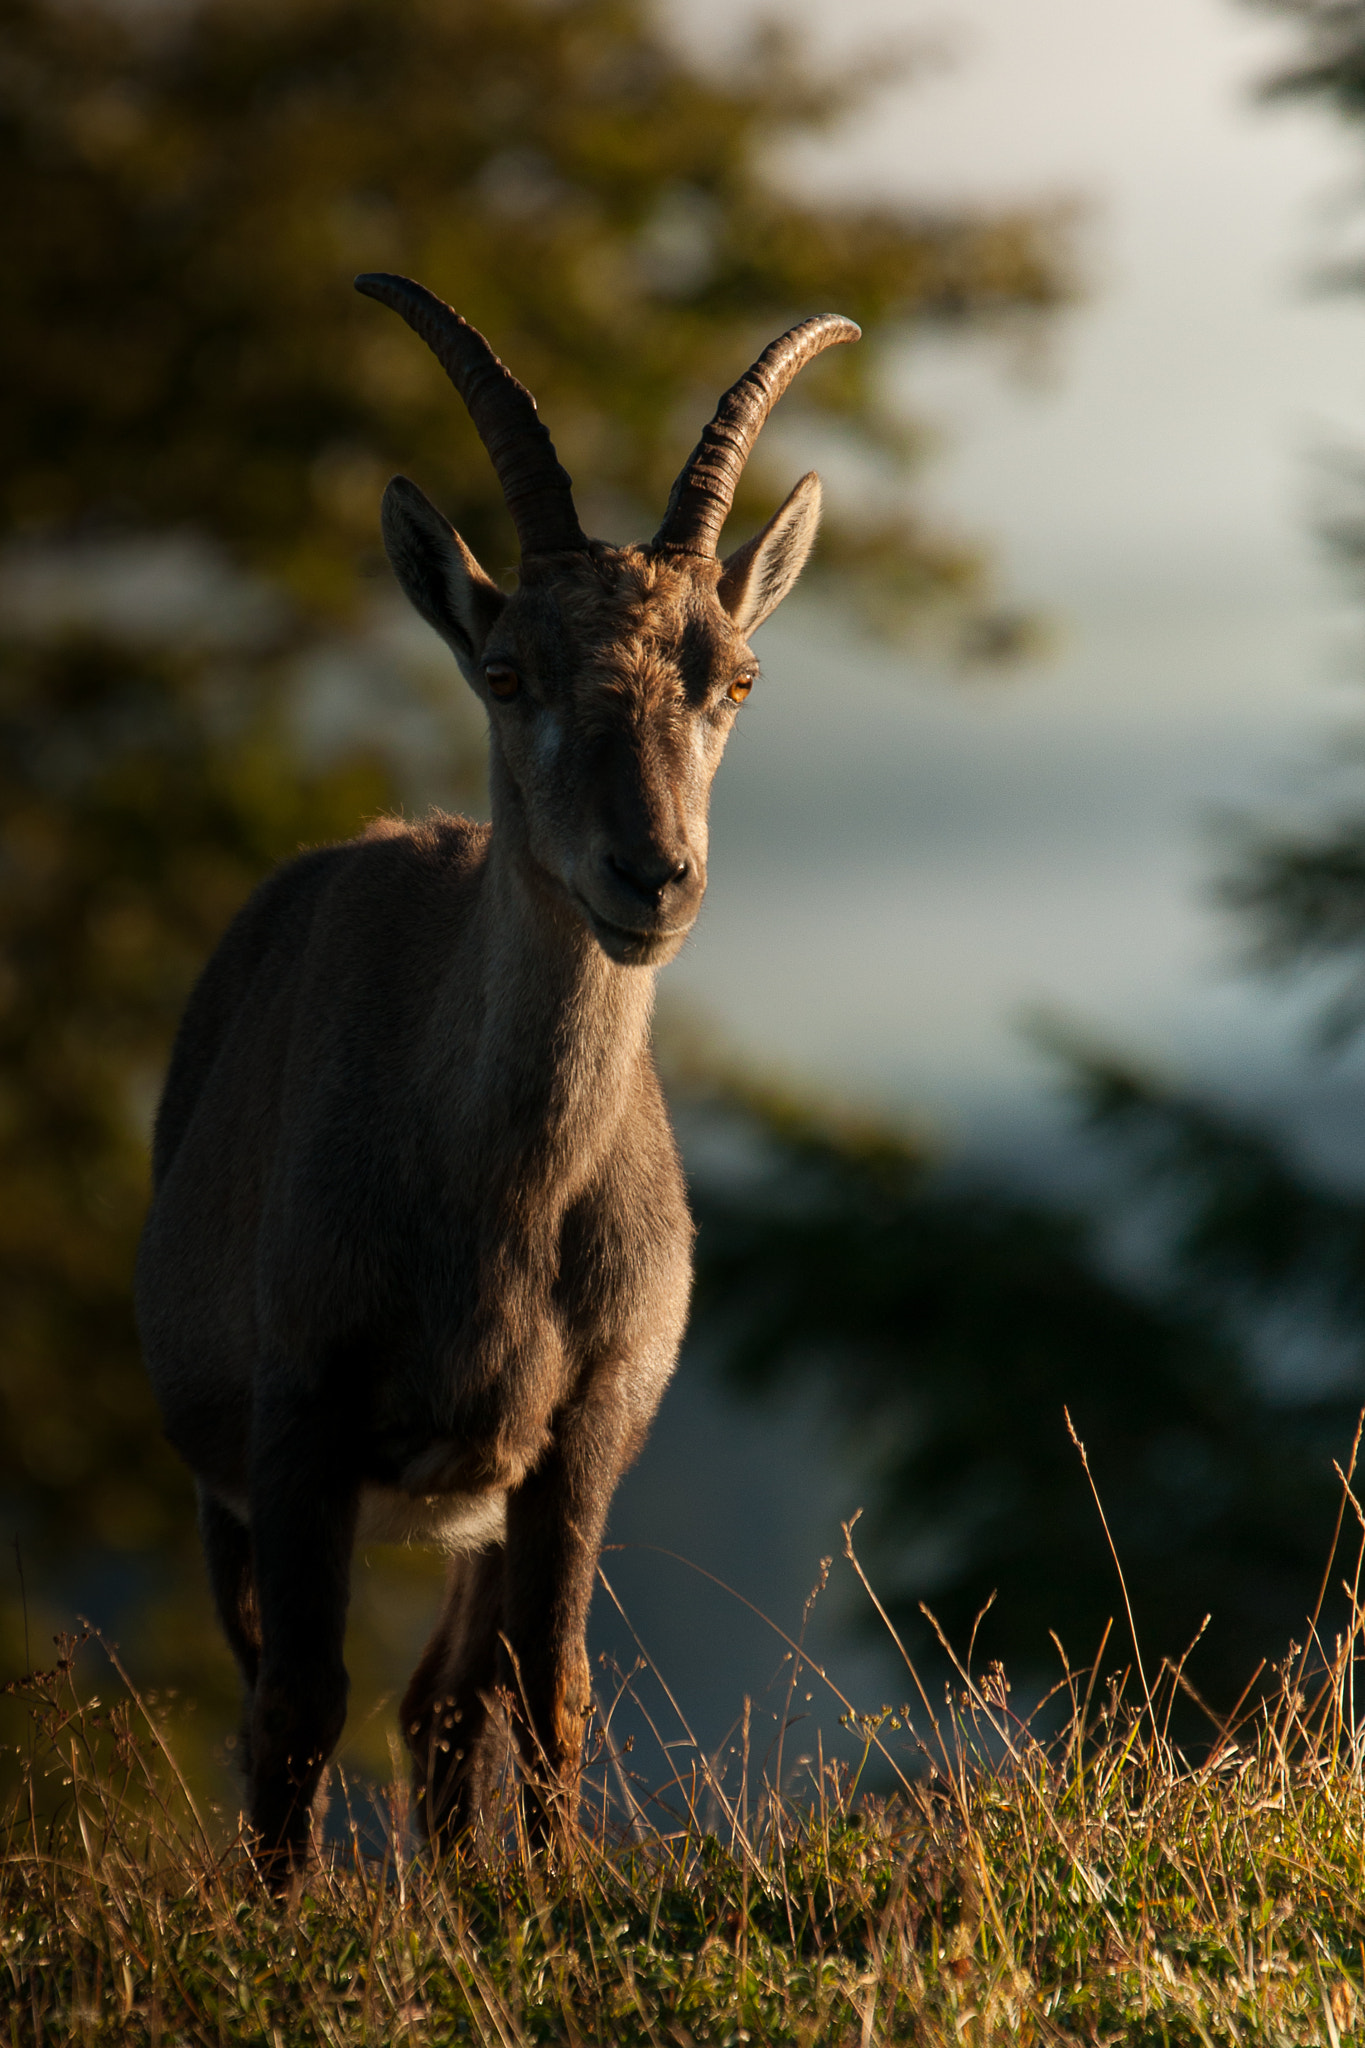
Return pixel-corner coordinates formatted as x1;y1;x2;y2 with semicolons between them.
402;1544;510;1852
247;1385;359;1887
501;1391;626;1845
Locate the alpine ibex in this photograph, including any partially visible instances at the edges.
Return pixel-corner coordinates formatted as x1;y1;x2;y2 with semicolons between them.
134;273;858;1882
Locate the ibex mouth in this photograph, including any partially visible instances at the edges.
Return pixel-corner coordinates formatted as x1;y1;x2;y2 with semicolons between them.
576;897;693;966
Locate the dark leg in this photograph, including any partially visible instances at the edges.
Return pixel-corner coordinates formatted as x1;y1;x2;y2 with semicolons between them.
196;1485;260;1762
198;1486;260;1692
402;1544;508;1852
502;1402;623;1847
246;1389;359;1888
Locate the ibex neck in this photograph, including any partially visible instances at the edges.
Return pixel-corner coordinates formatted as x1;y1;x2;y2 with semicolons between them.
456;826;658;1163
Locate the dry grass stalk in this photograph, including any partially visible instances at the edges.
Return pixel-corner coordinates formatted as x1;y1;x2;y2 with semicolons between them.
8;1499;1365;2048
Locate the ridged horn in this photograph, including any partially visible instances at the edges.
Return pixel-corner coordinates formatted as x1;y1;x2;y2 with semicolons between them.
355;273;589;558
652;314;861;558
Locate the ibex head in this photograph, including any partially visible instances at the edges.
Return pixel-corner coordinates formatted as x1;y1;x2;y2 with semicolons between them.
356;274;858;967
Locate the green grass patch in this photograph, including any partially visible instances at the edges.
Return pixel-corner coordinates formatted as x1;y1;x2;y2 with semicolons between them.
6;1527;1365;2044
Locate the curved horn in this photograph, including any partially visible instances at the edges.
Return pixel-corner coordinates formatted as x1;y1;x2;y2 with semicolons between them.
652;314;861;558
355;273;589;557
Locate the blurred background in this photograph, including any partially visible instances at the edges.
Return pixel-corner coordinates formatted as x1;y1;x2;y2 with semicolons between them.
7;0;1365;1796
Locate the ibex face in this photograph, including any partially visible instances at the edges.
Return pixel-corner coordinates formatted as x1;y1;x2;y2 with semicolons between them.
359;275;858;967
467;548;749;965
384;513;815;964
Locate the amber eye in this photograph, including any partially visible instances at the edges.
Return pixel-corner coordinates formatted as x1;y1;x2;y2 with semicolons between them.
484;664;520;700
727;671;755;704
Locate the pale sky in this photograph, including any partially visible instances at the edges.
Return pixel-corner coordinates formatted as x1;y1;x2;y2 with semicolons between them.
659;0;1365;1171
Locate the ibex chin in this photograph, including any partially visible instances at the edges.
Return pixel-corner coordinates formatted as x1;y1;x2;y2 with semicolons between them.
134;273;858;1882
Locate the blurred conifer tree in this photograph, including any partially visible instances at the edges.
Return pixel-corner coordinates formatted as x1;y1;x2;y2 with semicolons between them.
678;1057;1345;1708
690;0;1365;1704
1221;4;1365;1033
681;2;1365;1709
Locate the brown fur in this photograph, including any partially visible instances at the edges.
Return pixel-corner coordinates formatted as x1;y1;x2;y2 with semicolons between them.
134;351;829;1887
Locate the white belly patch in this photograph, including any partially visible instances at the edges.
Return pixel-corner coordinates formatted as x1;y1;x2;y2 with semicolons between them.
356;1485;508;1556
207;1483;507;1557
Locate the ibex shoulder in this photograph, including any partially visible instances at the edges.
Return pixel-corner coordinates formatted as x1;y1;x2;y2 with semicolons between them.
151;812;490;1187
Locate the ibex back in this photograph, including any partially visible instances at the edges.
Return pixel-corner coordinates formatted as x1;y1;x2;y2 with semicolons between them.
134;274;858;1884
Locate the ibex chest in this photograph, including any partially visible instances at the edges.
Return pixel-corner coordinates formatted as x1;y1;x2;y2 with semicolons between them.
357;1125;686;1490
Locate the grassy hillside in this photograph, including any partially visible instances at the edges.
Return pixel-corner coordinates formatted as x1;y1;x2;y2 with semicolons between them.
6;1522;1365;2046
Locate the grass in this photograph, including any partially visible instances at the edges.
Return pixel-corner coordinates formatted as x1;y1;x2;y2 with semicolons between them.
7;1509;1365;2045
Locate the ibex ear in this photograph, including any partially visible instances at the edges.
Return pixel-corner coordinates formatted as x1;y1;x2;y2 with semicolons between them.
717;471;823;635
380;475;506;682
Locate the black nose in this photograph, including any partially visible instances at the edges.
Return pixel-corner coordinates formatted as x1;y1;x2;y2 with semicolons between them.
606;850;689;906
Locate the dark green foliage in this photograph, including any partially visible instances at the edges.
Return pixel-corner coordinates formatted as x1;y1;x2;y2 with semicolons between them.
0;633;392;1559
1223;0;1365;1033
1215;457;1365;1039
1;0;1070;602
685;1077;1343;1704
1067;1049;1365;1316
1255;0;1365;122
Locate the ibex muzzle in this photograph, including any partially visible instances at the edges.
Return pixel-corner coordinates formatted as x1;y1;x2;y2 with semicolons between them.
134;272;857;1884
